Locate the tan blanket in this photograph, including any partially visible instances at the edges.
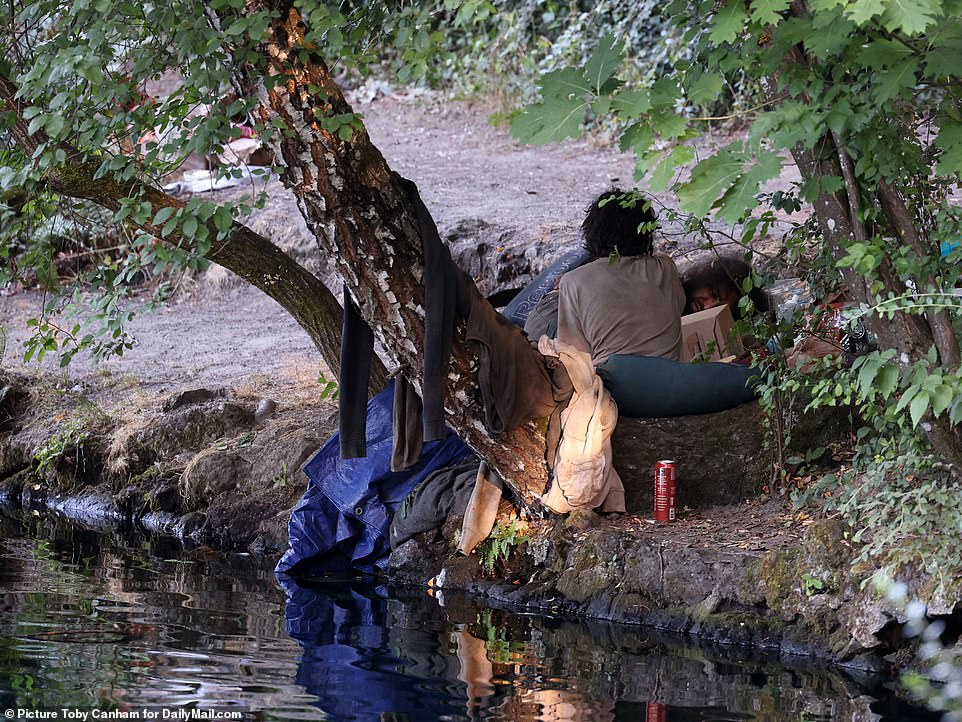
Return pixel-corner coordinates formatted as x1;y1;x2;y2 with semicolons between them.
538;337;625;514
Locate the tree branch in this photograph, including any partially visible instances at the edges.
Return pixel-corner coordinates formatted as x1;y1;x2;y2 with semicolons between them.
830;130;868;242
0;72;389;386
239;4;552;509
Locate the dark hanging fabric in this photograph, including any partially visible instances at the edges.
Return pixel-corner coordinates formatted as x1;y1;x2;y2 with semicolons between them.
338;284;375;460
391;374;424;472
462;278;557;434
400;172;559;441
336;174;561;468
399;175;463;442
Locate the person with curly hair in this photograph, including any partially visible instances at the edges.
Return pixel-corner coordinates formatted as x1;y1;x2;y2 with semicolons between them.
556;189;687;365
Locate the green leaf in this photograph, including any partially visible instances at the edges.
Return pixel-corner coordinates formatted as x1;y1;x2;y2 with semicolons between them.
649;147;694;192
539;67;591;100
716;151;783;223
857;357;881;396
182;216;198;237
152;207;176;226
750;0;790;25
45;115;64;138
877;363;900;397
510;97;587;145
677;145;744;217
583;33;623;94
650;111;689;138
857;39;912;69
649;153;676;192
610;89;651;119
27;115;45;136
881;0;941;34
687;72;724;106
804;12;854;58
872;59;920;104
909;391;929;428
224;17;249;36
619;123;654;154
935;122;962;175
710;2;748;45
650;77;682;108
213;207;233;234
845;0;886;24
924;34;962;76
824;98;853;135
931;384;954;417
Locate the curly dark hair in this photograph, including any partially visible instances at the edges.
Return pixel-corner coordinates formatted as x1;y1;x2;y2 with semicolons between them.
581;189;657;259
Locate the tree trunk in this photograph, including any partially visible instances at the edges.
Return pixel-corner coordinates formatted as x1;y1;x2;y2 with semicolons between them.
773;43;962;465
238;5;551;510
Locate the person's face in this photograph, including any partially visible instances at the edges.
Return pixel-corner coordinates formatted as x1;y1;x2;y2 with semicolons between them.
686;285;740;314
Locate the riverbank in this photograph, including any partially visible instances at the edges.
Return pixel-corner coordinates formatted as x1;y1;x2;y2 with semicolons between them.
0;360;945;684
5;510;927;721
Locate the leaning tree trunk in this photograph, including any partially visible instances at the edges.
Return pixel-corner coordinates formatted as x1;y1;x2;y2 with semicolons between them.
234;5;551;510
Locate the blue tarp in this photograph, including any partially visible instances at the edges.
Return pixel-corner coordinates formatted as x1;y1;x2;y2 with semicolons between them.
276;575;468;721
275;380;471;576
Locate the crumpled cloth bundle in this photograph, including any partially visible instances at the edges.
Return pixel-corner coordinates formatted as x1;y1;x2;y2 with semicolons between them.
538;336;624;514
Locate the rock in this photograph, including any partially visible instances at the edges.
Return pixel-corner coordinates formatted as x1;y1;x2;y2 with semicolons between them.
47;492;124;527
254;398;278;423
439;553;483;590
389;537;448;584
174;511;207;537
162;388;228;412
127;399;256;470
138;511;181;535
612;401;852;512
180;449;252;505
0;466;31;505
445;217;581;298
0;372;31;475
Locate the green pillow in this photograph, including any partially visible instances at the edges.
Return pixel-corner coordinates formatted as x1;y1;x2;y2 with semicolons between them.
595;354;760;418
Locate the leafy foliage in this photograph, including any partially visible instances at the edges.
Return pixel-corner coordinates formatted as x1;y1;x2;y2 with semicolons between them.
0;0;464;363
477;517;529;576
511;0;962;600
431;0;701;115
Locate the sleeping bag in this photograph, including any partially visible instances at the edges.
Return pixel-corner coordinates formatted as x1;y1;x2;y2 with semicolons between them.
595;354;760;418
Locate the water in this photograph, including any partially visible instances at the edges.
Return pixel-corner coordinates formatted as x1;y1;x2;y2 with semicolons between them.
0;509;940;721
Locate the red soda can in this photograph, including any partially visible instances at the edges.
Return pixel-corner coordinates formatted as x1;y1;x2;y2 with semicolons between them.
654;460;677;522
645;702;667;722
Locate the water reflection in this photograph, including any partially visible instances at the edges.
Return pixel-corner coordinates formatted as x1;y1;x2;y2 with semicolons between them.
0;509;940;721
